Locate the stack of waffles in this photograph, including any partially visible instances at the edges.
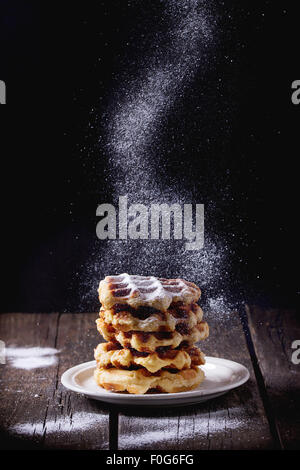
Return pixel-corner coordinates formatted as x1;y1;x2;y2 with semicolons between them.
94;274;209;394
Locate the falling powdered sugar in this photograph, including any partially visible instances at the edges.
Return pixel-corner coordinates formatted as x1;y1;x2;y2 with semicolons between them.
105;0;216;198
76;0;239;318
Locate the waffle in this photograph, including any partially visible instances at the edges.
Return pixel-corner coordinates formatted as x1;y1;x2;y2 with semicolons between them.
96;318;209;352
98;273;201;311
99;303;203;333
94;274;208;394
94;342;205;373
94;366;205;394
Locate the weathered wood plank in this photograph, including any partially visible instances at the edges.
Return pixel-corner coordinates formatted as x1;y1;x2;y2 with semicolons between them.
0;313;60;449
118;310;274;450
246;305;300;450
0;313;109;450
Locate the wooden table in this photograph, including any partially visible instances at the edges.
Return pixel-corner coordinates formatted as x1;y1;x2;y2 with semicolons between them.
0;307;299;450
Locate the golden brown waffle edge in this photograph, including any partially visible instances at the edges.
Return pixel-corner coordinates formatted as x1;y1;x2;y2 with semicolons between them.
94;342;205;373
94;366;205;394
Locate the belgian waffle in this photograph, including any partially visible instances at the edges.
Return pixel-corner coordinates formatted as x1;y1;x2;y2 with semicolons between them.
99;303;203;333
99;273;201;311
94;366;205;394
94;274;208;394
94;342;205;373
96;318;209;352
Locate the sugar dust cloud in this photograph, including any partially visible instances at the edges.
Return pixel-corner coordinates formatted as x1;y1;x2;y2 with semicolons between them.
79;0;237;320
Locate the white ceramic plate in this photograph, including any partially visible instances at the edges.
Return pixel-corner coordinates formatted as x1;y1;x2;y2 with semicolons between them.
61;357;250;406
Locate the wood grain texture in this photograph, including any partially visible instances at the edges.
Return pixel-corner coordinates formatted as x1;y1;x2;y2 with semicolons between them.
0;313;109;450
118;311;274;450
246;305;300;449
3;309;297;450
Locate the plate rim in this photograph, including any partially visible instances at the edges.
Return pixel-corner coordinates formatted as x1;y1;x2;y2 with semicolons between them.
61;356;250;401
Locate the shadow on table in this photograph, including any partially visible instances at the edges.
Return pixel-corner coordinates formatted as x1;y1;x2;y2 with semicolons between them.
89;380;255;416
0;429;42;450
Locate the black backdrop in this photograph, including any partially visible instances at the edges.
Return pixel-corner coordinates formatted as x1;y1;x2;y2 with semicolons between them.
0;0;299;312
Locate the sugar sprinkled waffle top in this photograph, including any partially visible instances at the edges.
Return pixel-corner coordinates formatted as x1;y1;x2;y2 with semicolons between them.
98;273;201;311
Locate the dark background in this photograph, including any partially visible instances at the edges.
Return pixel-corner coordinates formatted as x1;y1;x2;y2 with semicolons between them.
0;0;299;312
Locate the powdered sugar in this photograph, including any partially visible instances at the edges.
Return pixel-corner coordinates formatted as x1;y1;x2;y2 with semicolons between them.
118;405;253;449
105;0;215;198
99;273;199;310
10;412;106;436
76;0;238;320
6;347;60;370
